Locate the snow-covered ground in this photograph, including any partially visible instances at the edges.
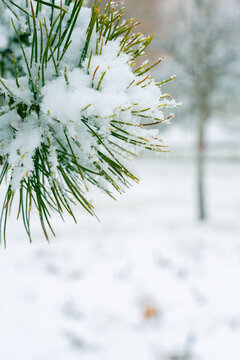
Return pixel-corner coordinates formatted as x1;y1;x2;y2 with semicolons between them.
0;155;240;360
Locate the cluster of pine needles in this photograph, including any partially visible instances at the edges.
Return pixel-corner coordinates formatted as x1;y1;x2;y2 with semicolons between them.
0;0;175;245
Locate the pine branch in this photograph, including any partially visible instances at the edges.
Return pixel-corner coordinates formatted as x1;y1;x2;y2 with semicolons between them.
0;0;177;244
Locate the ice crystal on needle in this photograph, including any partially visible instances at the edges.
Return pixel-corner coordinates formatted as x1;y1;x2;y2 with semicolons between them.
0;0;177;243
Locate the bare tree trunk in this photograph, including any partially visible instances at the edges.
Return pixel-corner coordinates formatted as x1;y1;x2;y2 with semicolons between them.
197;107;207;220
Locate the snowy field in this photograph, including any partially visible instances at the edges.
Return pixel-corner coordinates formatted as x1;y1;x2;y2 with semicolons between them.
0;155;240;360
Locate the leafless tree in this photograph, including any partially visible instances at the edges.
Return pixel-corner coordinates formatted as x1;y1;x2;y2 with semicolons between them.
153;0;240;220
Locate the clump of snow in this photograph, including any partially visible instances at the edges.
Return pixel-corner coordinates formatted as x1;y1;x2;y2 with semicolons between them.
8;113;43;189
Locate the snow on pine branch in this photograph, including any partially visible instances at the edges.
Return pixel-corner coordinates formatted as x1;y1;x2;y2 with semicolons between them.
0;0;177;243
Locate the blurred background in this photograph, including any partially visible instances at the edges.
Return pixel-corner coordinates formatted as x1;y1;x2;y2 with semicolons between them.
0;0;240;359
